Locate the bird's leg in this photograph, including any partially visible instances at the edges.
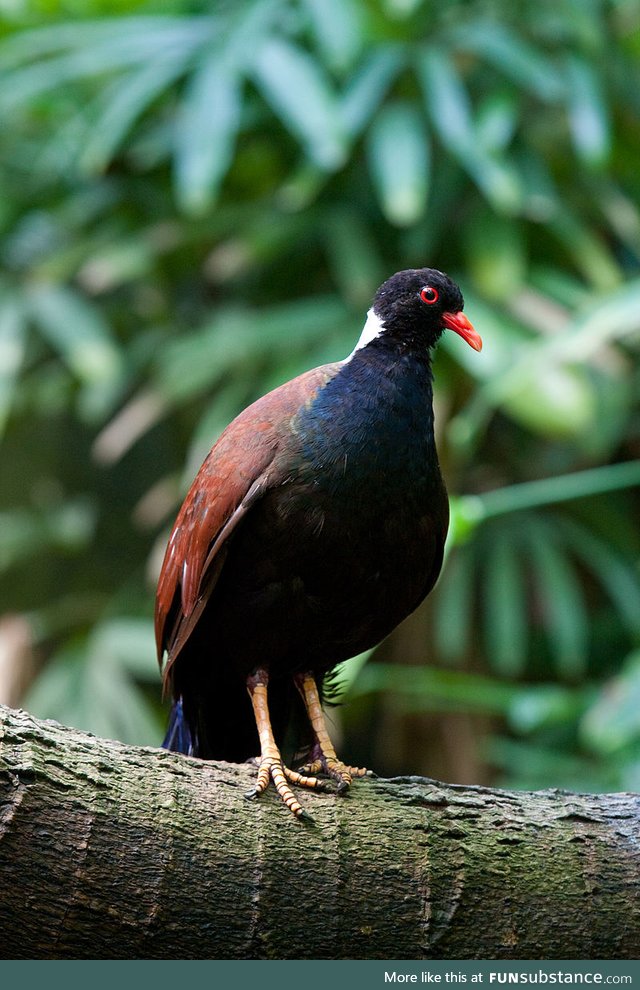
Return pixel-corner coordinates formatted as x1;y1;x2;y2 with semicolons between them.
294;673;371;794
245;668;324;819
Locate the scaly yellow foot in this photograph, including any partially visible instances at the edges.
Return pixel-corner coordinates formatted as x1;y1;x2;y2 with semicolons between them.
246;669;324;820
294;673;375;794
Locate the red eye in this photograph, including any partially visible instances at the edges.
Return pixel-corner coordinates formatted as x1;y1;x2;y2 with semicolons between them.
420;286;439;305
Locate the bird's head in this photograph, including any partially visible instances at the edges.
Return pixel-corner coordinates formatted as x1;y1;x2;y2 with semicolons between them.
357;268;482;354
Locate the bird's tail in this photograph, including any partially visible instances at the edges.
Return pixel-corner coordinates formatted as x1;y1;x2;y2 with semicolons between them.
162;697;196;756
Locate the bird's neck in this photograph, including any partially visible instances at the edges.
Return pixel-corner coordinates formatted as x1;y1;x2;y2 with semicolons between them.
295;336;439;489
342;339;436;444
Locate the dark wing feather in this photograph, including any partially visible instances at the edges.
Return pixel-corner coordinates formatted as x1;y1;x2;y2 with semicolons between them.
155;362;340;684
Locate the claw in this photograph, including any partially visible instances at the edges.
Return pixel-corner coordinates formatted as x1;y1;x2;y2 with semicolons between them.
247;754;322;818
293;673;375;794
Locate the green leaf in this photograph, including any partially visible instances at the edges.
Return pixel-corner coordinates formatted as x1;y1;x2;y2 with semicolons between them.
468;156;523;214
482;528;528;677
250;38;345;170
597;184;640;259
23;642;87;729
174;53;242;214
0;17;207;69
452;22;565;102
78;240;154;293
508;684;589;735
323;210;383;305
0;501;96;573
27;283;124;420
581;650;640;754
81;56;189;174
24;619;161;746
419;48;473;154
351;663;519;715
525;519;589;679
514;151;558;223
332;649;375;697
500;361;596;438
0;18;208;112
487;736;616;793
91;618;157;679
560;518;640;641
156;297;347;404
549;208;621;290
446;495;487;546
475;462;640;521
475;91;518;153
418;49;522;212
367;102;429;226
552;278;640;360
0;295;26;438
434;544;476;661
383;0;423;17
302;0;363;72
340;47;403;138
465;210;526;301
476;277;640;434
565;56;610;167
529;265;591;310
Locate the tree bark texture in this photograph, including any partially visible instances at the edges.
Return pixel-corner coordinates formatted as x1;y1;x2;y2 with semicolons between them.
1;704;639;960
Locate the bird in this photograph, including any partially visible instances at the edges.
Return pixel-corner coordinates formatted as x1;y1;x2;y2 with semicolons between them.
156;268;482;818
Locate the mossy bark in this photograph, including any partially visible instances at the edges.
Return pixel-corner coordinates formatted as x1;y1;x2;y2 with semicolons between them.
1;704;639;960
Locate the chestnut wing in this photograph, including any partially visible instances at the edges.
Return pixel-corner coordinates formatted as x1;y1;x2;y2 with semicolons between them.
154;363;340;674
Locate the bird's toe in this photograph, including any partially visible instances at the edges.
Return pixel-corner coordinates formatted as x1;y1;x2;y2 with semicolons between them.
347;765;375;779
246;753;325;818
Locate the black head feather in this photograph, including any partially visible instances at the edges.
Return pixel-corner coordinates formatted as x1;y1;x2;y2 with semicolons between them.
372;268;465;347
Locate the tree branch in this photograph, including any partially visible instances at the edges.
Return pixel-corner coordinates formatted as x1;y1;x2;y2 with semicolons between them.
1;704;638;960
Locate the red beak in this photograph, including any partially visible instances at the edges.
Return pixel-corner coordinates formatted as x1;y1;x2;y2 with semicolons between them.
442;311;483;352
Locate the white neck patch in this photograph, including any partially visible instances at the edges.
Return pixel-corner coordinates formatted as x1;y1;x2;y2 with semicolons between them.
346;308;385;360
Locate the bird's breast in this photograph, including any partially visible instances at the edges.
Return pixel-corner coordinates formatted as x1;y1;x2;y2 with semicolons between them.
261;355;448;598
290;350;443;506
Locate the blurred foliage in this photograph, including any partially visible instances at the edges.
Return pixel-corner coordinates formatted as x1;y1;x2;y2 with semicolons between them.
0;0;638;792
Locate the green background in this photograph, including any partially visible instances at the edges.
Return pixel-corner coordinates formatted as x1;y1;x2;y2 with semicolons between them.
0;0;639;793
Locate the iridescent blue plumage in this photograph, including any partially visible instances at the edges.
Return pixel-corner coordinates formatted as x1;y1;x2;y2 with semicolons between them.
295;338;438;497
162;696;195;755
